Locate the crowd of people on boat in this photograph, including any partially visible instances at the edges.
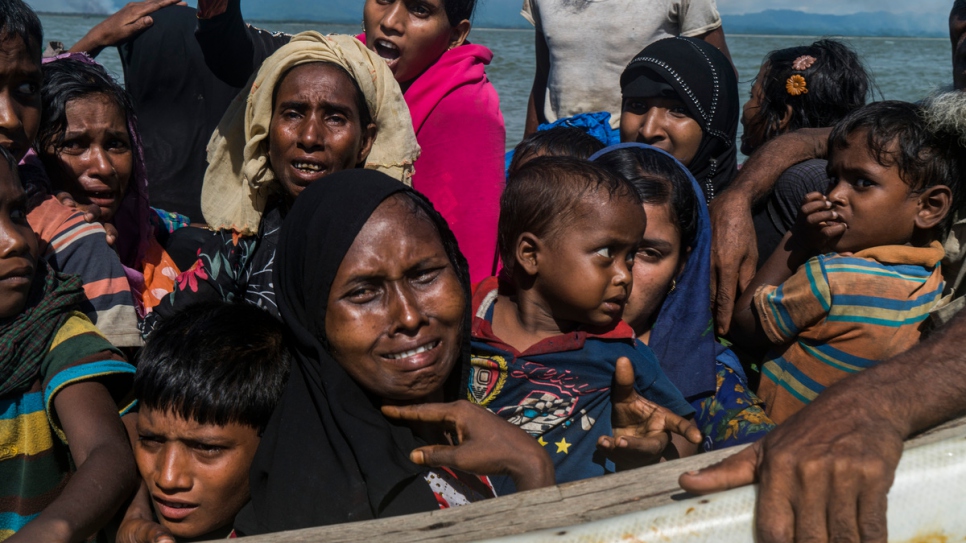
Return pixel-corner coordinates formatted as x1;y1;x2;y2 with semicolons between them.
2;0;966;540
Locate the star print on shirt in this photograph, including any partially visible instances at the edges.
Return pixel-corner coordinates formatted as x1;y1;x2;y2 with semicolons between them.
538;436;547;447
555;438;571;454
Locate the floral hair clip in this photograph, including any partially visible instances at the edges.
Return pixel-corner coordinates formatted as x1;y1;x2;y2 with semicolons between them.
786;74;808;96
792;55;817;71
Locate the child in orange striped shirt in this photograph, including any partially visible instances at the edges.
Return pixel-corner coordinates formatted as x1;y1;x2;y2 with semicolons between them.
731;101;963;423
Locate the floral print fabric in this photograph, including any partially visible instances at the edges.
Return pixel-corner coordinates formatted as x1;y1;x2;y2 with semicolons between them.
692;359;776;452
141;204;282;338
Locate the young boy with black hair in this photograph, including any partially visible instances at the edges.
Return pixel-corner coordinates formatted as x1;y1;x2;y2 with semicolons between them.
0;145;138;542
732;101;962;424
469;156;698;488
120;301;290;541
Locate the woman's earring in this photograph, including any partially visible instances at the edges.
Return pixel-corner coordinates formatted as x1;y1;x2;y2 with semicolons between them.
361;20;366;33
669;278;677;294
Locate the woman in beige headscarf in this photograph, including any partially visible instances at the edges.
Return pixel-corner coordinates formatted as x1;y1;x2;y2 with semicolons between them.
142;32;420;335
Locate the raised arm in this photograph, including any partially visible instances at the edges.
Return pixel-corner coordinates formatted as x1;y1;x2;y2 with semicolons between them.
68;0;186;57
195;0;292;87
710;127;831;334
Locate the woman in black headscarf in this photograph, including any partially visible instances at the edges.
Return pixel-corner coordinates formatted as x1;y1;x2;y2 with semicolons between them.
235;170;553;536
618;37;739;203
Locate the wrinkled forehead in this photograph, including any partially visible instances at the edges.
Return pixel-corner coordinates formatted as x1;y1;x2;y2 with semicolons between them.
273;61;359;107
356;194;442;251
63;92;130;127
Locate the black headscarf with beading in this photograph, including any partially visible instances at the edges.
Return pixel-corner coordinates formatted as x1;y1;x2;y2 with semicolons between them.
234;169;471;535
620;37;739;203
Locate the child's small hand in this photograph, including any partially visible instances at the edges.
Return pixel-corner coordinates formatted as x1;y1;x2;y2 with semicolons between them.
54;192;118;245
794;192;847;253
600;357;702;470
382;400;555;491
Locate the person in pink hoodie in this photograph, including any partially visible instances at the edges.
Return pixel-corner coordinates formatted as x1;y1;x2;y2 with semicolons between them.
361;0;505;282
70;0;506;282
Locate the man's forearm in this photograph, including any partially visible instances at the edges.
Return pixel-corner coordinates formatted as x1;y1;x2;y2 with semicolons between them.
526;27;550;137
68;34;107;57
525;90;540;136
862;311;966;437
196;0;256;87
10;441;136;542
730;128;831;207
695;26;735;74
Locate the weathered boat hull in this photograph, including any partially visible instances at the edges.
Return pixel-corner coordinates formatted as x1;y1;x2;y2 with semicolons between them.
486;436;966;543
228;417;966;542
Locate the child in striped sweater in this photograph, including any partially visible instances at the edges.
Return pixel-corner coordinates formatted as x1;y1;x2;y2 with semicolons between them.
0;143;137;541
731;101;964;424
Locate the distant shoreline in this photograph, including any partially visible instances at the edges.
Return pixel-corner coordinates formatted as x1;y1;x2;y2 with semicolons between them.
36;11;947;39
728;33;946;40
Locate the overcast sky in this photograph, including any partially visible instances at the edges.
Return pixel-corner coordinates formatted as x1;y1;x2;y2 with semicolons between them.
718;0;952;15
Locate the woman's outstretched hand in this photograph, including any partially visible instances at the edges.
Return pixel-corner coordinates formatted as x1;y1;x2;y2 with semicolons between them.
382;400;555;491
599;357;703;469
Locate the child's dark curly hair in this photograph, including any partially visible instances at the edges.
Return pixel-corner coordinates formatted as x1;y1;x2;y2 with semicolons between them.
828;100;964;234
745;39;870;154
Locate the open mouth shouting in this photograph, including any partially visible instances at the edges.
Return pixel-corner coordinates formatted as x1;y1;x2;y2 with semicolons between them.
373;38;402;71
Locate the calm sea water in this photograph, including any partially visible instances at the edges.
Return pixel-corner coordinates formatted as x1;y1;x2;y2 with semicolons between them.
38;13;953;156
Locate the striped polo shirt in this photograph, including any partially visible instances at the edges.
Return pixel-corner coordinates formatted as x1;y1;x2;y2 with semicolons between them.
0;313;135;541
754;242;945;424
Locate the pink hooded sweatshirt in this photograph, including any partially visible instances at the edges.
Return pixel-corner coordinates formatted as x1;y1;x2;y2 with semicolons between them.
359;36;506;282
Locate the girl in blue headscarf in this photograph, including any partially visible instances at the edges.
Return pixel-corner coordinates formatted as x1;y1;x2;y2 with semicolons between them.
593;143;774;451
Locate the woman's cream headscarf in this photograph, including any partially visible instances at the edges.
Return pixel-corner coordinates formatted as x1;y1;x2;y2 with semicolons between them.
201;32;420;234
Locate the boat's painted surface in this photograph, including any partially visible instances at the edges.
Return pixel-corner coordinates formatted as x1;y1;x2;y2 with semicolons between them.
484;436;966;543
225;417;966;542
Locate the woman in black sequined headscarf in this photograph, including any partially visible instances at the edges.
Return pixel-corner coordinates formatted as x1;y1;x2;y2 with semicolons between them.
619;37;739;203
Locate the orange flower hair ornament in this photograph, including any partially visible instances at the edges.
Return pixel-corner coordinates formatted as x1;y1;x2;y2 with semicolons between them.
786;74;808;96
